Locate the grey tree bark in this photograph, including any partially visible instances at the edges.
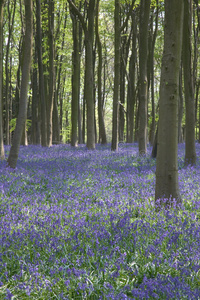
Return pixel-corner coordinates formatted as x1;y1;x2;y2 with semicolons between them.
0;0;4;159
149;2;158;145
68;0;96;149
70;6;80;147
96;0;107;145
155;0;184;207
5;1;16;145
126;9;137;143
111;0;120;151
84;0;96;149
47;0;55;147
36;0;47;147
183;0;196;166
138;0;151;155
7;0;33;168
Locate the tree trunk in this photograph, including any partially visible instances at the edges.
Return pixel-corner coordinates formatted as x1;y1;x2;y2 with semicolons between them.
70;10;79;147
178;66;184;143
111;0;120;151
0;0;4;159
155;0;184;207
31;47;40;144
85;0;96;149
52;94;60;144
138;0;151;155
7;0;33;168
67;0;96;149
21;122;28;146
96;0;107;145
5;1;16;145
47;0;55;147
183;0;196;166
36;0;47;147
126;10;137;143
149;3;158;145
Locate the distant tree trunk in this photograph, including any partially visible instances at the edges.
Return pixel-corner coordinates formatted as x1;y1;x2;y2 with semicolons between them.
126;10;137;143
0;0;4;159
149;3;158;145
52;94;60;144
183;0;196;166
151;125;158;158
84;0;96;149
78;10;83;144
5;1;16;145
111;0;120;151
31;46;40;144
82;93;86;144
96;0;107;144
7;0;33;168
119;28;130;143
36;0;47;147
47;0;55;147
155;0;184;207
14;44;22;118
70;9;79;147
134;96;139;142
21;122;28;146
178;66;184;143
138;0;151;155
68;0;96;149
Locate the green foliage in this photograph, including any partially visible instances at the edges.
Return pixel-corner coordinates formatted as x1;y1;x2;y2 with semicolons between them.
9;118;32;133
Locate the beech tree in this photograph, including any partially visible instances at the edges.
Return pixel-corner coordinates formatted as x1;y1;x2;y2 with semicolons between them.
183;0;196;166
36;0;47;147
47;0;55;147
138;0;151;155
155;0;184;207
126;8;137;143
70;1;80;147
96;0;107;144
7;0;33;168
0;0;4;160
68;0;96;150
1;0;200;151
111;0;120;151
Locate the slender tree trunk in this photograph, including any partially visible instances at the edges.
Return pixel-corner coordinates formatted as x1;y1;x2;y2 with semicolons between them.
31;47;39;144
85;0;96;149
82;92;86;144
96;0;107;145
47;0;55;147
178;66;184;143
52;91;60;144
0;0;4;159
78;15;83;144
70;10;79;147
149;3;158;145
7;0;33;168
21;122;28;146
67;0;96;149
155;0;184;207
36;0;47;146
126;10;137;143
55;9;67;144
111;0;120;151
183;0;196;166
5;2;16;145
119;31;130;143
138;0;151;155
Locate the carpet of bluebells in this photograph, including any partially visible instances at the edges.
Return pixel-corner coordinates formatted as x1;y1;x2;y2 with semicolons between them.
0;143;200;299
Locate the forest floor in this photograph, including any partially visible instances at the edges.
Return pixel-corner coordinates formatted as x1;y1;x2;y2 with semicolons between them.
0;143;200;299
